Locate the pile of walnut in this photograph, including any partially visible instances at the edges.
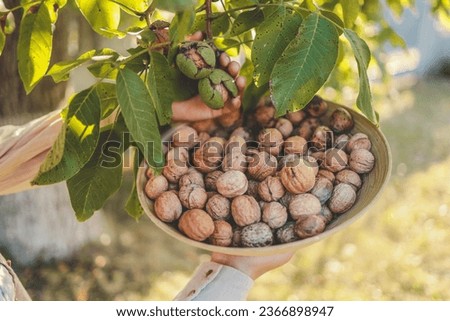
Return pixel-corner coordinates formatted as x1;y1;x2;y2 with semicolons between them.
144;96;375;248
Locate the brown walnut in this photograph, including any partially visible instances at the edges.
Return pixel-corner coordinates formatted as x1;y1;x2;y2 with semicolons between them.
231;195;261;227
247;151;278;181
289;193;322;220
209;220;233;247
154;191;183;223
329;108;354;134
258;128;284;156
171;126;199;149
285;110;306;125
230;127;251;140
301;155;319;176
257;176;285;202
305;96;328;117
216;170;248;198
328;183;357;214
145;174;169;200
284;136;307;155
178;209;215;241
278;192;295;208
297;118;320;141
226;135;247;154
320;205;333;223
222;152;247;172
197;132;211;145
206;194;231;220
240;222;274;247
349;149;375;174
322;148;348;173
280;158;316;194
276;221;299;244
255;102;276;127
205;170;224;191
262;202;288;229
311;126;333;150
335;134;350;149
310;177;334;205
179;168;205;188
335;169;362;191
179;184;208;209
346;133;372;153
163;147;190;183
317;169;335;183
294;214;326;239
275;118;294;138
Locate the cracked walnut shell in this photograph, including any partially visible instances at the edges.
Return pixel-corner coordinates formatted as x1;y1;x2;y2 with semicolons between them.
231;195;261;227
280;158;316;194
206;194;231;220
258;176;285;202
247;151;278;181
179;184;208;209
262;202;288;229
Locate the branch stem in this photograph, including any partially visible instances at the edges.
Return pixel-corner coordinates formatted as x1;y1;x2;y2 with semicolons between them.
205;0;213;40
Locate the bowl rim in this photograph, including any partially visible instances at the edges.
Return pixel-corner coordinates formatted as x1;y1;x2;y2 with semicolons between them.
136;101;392;256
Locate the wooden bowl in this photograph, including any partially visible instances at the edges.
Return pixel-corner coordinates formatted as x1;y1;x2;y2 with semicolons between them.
137;101;392;256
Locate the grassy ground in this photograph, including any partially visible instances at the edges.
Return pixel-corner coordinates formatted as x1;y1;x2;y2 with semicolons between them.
15;76;450;300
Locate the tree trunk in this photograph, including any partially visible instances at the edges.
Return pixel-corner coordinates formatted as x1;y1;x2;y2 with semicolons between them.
0;1;105;266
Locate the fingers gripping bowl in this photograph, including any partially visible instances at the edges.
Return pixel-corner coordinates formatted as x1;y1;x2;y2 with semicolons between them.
137;100;392;256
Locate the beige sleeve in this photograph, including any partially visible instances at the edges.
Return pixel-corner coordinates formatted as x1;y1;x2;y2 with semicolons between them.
0;110;62;195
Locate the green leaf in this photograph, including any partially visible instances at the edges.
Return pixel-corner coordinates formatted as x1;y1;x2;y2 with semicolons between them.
153;0;195;12
96;82;118;118
18;3;53;93
146;52;174;125
125;148;145;221
2;11;16;35
230;8;264;36
252;7;302;87
116;68;164;169
172;68;198;101
243;81;268;111
191;13;230;36
228;0;258;8
0;29;4;56
47;48;118;82
67;120;125;221
124;47;149;73
341;0;360;28
109;0;149;13
319;9;344;35
88;60;118;79
270;13;339;116
344;29;376;123
75;0;120;37
32;87;101;185
170;9;195;44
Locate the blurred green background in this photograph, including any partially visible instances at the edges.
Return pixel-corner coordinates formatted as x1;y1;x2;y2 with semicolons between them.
13;74;450;301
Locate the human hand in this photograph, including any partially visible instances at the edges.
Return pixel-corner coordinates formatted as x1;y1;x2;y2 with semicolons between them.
211;251;295;280
171;32;246;122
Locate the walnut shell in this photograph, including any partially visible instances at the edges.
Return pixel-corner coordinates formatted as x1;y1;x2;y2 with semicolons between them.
230;127;251;141
278;154;299;170
335;169;362;191
231;195;261;227
280;158;316;194
247;151;278;181
258;128;284;156
329;108;354;134
232;227;242;247
285;110;307;125
284;136;307;155
240;222;274;247
221;152;247;172
275;118;294;138
278;192;295;208
179;168;205;188
320;205;333;223
166;146;189;163
289;193;322;220
310;177;334;205
145;174;169;200
317;169;335;183
163;159;189;184
209;220;233;247
311;151;325;165
216;170;248;198
171;126;199;149
205;170;223;191
197;132;211;145
294;214;326;239
335;134;350;149
276;221;299;244
349;149;375;174
178;209;215;241
297;117;320;140
262;202;288;229
305;96;328;117
328;183;357;214
257;176;285;202
179;184;208;209
154;191;182;222
255;103;276;127
226;135;247;154
301;155;319;176
346;133;372;153
322;148;348;173
247;180;261;200
206;194;231;220
192;147;221;173
311;126;333;150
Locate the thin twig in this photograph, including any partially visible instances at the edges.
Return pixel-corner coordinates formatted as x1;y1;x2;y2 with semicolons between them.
205;0;213;40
